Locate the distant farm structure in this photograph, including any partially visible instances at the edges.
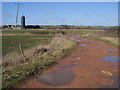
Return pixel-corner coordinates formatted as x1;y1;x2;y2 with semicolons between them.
21;16;25;29
2;25;41;30
2;16;41;30
1;15;118;30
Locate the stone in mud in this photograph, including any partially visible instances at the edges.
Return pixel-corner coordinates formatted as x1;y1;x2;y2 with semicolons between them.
76;58;80;60
101;70;113;76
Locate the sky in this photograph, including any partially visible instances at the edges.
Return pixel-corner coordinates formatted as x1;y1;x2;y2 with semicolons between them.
2;2;118;26
1;0;120;2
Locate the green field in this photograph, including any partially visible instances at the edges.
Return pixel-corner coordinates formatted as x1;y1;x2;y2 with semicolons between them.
2;29;100;55
3;35;52;55
2;29;118;55
2;29;100;34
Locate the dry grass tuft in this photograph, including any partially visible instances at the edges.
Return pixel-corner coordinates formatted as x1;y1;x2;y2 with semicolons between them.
82;29;118;47
100;37;118;46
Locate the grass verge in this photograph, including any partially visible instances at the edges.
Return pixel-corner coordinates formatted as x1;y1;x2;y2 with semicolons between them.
2;35;77;88
81;30;119;48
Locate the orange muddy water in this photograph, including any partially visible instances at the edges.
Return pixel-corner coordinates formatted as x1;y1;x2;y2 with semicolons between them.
18;35;119;88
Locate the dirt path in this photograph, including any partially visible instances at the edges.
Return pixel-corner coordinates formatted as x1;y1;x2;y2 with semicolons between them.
18;35;119;88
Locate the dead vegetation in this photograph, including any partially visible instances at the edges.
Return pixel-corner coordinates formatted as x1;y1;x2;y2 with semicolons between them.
94;29;118;38
82;29;118;47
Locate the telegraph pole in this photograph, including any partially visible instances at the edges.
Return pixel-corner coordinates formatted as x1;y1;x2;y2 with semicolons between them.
14;3;22;34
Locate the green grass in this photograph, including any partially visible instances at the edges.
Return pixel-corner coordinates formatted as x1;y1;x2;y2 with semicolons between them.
2;29;100;35
2;35;52;55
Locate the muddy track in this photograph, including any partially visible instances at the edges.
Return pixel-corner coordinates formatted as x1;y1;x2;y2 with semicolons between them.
18;34;119;88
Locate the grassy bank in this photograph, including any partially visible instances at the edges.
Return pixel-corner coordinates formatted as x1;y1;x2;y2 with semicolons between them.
2;35;76;88
81;29;119;48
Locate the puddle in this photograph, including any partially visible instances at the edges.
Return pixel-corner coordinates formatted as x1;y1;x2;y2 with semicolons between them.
101;56;120;62
71;37;81;42
37;70;74;86
75;40;81;42
105;49;117;51
80;44;90;48
58;65;76;69
80;44;86;46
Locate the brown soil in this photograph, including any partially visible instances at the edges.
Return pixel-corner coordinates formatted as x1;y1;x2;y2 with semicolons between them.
18;34;119;88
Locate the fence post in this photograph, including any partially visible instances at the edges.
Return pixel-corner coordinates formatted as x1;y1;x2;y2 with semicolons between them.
19;44;26;62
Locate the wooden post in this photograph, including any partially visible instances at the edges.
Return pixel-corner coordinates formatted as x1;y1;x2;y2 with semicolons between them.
19;44;26;62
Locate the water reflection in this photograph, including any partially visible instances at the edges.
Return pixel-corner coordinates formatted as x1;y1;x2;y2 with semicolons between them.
37;70;74;86
58;65;76;69
105;49;117;51
80;44;86;46
101;56;120;62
